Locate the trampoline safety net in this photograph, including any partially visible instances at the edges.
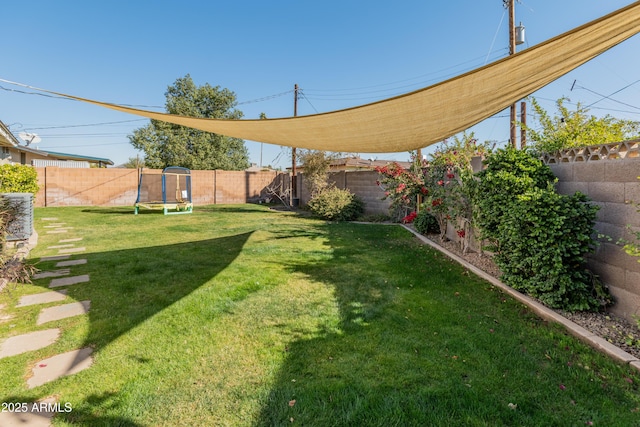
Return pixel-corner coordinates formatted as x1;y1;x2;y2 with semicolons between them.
135;166;193;215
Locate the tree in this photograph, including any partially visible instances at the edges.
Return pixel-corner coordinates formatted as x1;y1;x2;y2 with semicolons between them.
523;97;640;154
122;155;145;169
298;150;339;196
129;75;250;170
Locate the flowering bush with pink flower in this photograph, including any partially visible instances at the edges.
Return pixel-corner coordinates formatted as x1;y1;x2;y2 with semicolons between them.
375;134;489;240
375;161;427;221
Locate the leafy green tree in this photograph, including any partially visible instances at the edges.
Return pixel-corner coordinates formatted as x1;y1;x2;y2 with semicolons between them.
129;75;250;170
523;97;640;154
122;155;145;169
299;150;337;196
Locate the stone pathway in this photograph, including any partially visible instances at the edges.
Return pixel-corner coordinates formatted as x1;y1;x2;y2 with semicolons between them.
0;218;93;426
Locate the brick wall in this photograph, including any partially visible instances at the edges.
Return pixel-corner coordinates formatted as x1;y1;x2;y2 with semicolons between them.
297;170;390;215
34;168;286;208
35;167;140;207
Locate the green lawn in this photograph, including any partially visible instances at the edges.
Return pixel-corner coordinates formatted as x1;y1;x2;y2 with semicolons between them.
0;204;638;426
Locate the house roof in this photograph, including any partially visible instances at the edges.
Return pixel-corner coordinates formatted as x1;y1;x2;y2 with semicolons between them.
293;156;412;172
0;119;114;166
0;121;20;147
21;146;114;166
329;157;412;169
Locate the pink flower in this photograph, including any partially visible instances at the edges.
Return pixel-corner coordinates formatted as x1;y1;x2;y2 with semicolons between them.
559;384;566;390
402;212;417;223
437;180;444;186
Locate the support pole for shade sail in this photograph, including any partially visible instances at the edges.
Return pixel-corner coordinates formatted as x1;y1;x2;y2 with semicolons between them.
291;84;298;207
508;0;517;148
520;100;527;149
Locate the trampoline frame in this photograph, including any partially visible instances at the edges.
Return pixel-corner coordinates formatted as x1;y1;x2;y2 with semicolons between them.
134;166;193;215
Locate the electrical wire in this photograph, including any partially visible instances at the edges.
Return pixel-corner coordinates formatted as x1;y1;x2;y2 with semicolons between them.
298;91;319;114
21;119;147;131
303;50;508;96
579;80;640;110
237;89;295;105
485;7;508;64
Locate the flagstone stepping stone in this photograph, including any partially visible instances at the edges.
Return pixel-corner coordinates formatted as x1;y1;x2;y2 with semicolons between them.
47;244;75;249
47;230;69;234
41;218;59;221
40;255;70;262
58;247;86;254
56;259;87;267
37;301;90;325
59;237;83;243
17;290;68;307
0;396;57;427
49;275;90;288
0;329;60;359
27;347;93;389
43;224;65;228
33;269;71;279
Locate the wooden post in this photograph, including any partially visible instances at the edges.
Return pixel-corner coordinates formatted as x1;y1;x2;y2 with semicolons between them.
509;0;517;148
291;84;298;206
520;100;527;149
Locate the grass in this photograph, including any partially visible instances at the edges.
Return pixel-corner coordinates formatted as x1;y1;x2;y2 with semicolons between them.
0;204;639;426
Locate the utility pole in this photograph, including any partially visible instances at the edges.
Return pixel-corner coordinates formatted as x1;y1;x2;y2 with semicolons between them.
291;84;298;206
520;101;527;148
508;0;517;148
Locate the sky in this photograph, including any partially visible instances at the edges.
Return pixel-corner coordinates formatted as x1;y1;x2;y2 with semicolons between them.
1;0;639;168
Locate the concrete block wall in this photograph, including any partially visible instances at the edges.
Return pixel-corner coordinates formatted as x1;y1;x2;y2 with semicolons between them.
549;157;640;321
35;167;139;207
34;167;286;208
297;170;390;215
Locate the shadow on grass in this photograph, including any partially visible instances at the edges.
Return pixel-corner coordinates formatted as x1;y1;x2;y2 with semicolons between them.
254;224;457;426
254;224;639;426
80;208;136;215
20;231;254;425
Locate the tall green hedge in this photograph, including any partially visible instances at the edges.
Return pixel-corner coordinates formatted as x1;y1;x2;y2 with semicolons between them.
472;149;609;312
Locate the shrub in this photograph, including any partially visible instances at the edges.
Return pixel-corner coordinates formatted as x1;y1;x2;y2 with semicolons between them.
413;209;440;235
307;187;364;221
496;187;607;311
0;164;40;195
472;148;556;241
472;148;609;312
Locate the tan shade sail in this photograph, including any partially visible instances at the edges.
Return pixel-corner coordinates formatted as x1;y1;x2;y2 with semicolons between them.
19;1;640;153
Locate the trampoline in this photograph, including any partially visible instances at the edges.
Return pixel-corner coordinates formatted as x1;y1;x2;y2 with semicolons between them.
134;166;193;215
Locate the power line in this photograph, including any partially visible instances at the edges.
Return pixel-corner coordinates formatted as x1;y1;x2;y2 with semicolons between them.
22;119;147;131
303;49;508;96
578;80;640;110
298;91;319;114
237;89;295;105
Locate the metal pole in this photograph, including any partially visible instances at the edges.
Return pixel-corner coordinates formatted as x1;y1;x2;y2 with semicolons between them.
509;0;517;148
291;84;298;206
520;101;527;149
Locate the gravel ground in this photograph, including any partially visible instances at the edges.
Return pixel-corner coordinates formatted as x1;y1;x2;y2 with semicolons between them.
423;233;640;360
